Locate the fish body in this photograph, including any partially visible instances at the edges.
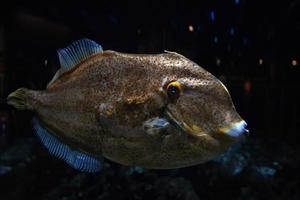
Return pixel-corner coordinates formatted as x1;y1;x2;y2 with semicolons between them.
7;39;248;172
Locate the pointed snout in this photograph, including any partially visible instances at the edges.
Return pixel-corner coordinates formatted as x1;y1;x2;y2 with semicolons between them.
219;120;249;137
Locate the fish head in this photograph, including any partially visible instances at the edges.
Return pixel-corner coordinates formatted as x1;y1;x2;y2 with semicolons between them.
141;53;249;167
162;77;248;140
101;52;248;168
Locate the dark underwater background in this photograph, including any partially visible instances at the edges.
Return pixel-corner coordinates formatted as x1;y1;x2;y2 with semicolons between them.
0;0;299;199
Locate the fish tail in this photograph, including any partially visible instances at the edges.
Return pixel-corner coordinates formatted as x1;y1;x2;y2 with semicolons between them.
7;88;35;111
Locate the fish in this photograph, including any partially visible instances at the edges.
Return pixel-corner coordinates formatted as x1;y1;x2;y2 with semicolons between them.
7;38;248;172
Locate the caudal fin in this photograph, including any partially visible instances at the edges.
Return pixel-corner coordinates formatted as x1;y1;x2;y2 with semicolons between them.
7;88;32;110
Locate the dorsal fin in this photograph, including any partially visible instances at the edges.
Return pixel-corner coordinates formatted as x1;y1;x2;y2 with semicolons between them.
164;50;185;58
47;38;103;88
32;118;103;173
58;38;103;70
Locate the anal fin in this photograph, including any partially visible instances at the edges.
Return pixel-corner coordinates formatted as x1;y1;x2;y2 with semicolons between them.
32;118;103;173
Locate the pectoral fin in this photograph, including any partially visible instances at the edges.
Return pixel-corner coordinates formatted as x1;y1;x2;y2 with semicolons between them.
143;117;171;137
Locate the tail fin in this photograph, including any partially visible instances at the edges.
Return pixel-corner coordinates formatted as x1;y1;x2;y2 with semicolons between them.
7;88;33;110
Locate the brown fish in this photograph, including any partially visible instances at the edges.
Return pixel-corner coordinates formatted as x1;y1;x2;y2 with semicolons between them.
7;39;248;172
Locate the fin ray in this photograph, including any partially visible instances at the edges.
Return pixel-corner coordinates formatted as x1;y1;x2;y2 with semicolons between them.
58;38;103;70
32;118;103;173
7;88;30;110
47;39;103;88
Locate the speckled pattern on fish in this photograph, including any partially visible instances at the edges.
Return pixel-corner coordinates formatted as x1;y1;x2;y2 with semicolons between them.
7;39;248;171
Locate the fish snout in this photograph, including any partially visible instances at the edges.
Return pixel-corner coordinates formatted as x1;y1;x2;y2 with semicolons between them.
220;120;249;137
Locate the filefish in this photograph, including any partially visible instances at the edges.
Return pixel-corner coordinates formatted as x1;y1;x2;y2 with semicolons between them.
7;39;248;172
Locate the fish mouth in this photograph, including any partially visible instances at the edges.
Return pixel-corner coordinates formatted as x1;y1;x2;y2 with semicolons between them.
164;109;206;137
164;109;249;138
219;120;249;137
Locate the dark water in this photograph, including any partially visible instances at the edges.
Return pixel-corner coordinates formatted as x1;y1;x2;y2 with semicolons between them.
0;134;299;200
1;0;300;199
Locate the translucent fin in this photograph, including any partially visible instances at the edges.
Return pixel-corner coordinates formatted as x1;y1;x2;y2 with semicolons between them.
58;38;103;70
47;69;63;88
47;38;103;88
7;88;30;110
32;118;103;173
164;50;185;58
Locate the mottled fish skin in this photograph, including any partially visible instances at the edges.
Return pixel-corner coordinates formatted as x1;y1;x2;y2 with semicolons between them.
9;49;246;169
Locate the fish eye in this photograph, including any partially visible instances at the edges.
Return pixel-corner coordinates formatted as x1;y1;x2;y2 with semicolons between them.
166;81;182;101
